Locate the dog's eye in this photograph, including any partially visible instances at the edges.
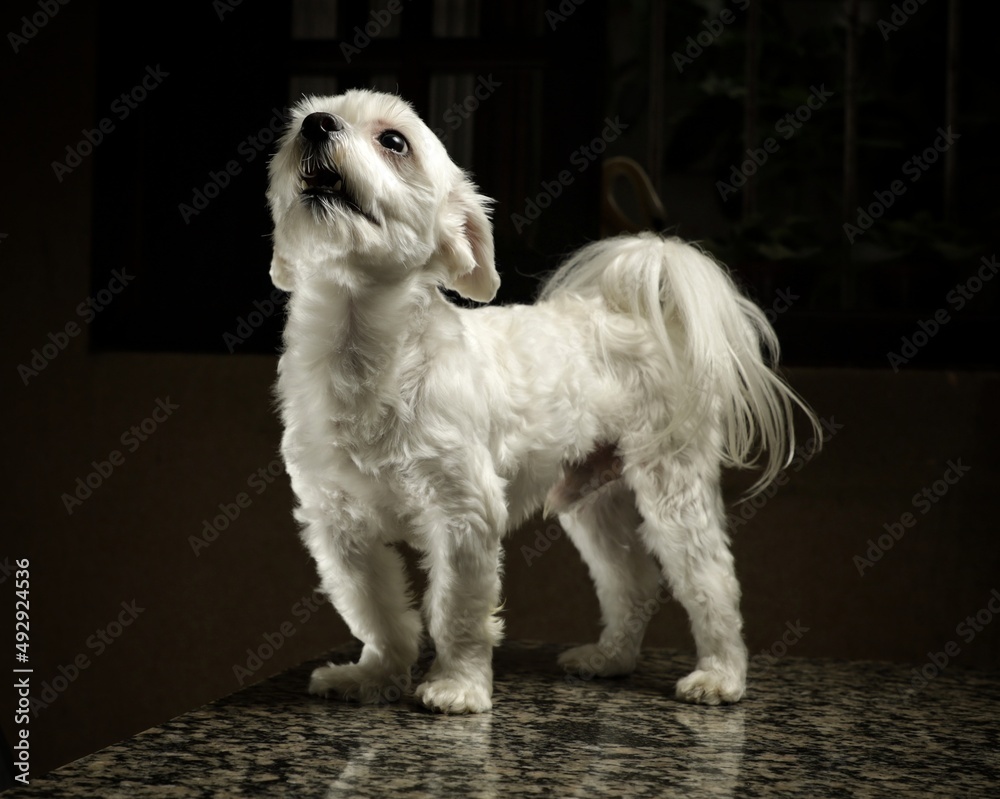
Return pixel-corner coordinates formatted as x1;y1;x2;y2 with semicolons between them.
378;131;409;154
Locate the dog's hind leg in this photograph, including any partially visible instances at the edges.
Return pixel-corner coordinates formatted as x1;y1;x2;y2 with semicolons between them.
557;483;663;678
626;454;748;705
301;504;423;704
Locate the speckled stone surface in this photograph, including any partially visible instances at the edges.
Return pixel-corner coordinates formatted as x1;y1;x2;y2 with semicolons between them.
8;642;1000;797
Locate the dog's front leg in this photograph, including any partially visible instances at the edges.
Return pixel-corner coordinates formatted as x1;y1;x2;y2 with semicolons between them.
414;510;504;714
302;507;422;704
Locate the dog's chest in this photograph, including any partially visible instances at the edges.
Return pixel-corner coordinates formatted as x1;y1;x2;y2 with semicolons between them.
278;344;415;469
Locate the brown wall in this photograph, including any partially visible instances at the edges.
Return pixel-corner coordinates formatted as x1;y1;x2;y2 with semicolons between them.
3;4;997;778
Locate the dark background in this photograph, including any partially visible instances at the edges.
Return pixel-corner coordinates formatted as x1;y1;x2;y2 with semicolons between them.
2;0;998;781
84;0;998;366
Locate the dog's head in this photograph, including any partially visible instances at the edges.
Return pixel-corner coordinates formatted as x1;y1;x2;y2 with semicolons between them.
267;90;498;302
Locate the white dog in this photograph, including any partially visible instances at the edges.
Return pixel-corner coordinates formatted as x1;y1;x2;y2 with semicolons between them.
268;90;819;713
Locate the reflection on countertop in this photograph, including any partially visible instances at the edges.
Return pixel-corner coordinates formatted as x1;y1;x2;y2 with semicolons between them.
8;642;999;797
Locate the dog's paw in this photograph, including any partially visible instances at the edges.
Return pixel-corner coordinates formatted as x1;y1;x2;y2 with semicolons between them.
675;668;745;705
415;677;492;714
559;643;637;678
308;662;408;704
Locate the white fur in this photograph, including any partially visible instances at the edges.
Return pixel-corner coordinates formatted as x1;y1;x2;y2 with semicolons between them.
268;90;821;713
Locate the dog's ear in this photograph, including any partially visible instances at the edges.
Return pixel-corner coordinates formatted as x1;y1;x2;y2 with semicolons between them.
437;179;499;303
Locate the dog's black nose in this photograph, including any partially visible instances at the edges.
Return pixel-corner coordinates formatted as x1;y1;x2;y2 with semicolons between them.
301;112;343;143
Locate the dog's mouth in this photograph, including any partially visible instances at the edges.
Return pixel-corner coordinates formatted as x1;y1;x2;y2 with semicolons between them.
299;166;379;226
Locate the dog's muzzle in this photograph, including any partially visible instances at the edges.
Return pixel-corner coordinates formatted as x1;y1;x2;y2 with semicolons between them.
297;112;377;225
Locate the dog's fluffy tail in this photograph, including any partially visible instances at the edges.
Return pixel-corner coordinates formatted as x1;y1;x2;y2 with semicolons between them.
538;232;821;494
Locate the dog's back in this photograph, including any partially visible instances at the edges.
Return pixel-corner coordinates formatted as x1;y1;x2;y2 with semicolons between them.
537;232;820;493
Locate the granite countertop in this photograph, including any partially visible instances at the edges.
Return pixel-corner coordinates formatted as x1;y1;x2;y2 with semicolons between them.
7;642;999;798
